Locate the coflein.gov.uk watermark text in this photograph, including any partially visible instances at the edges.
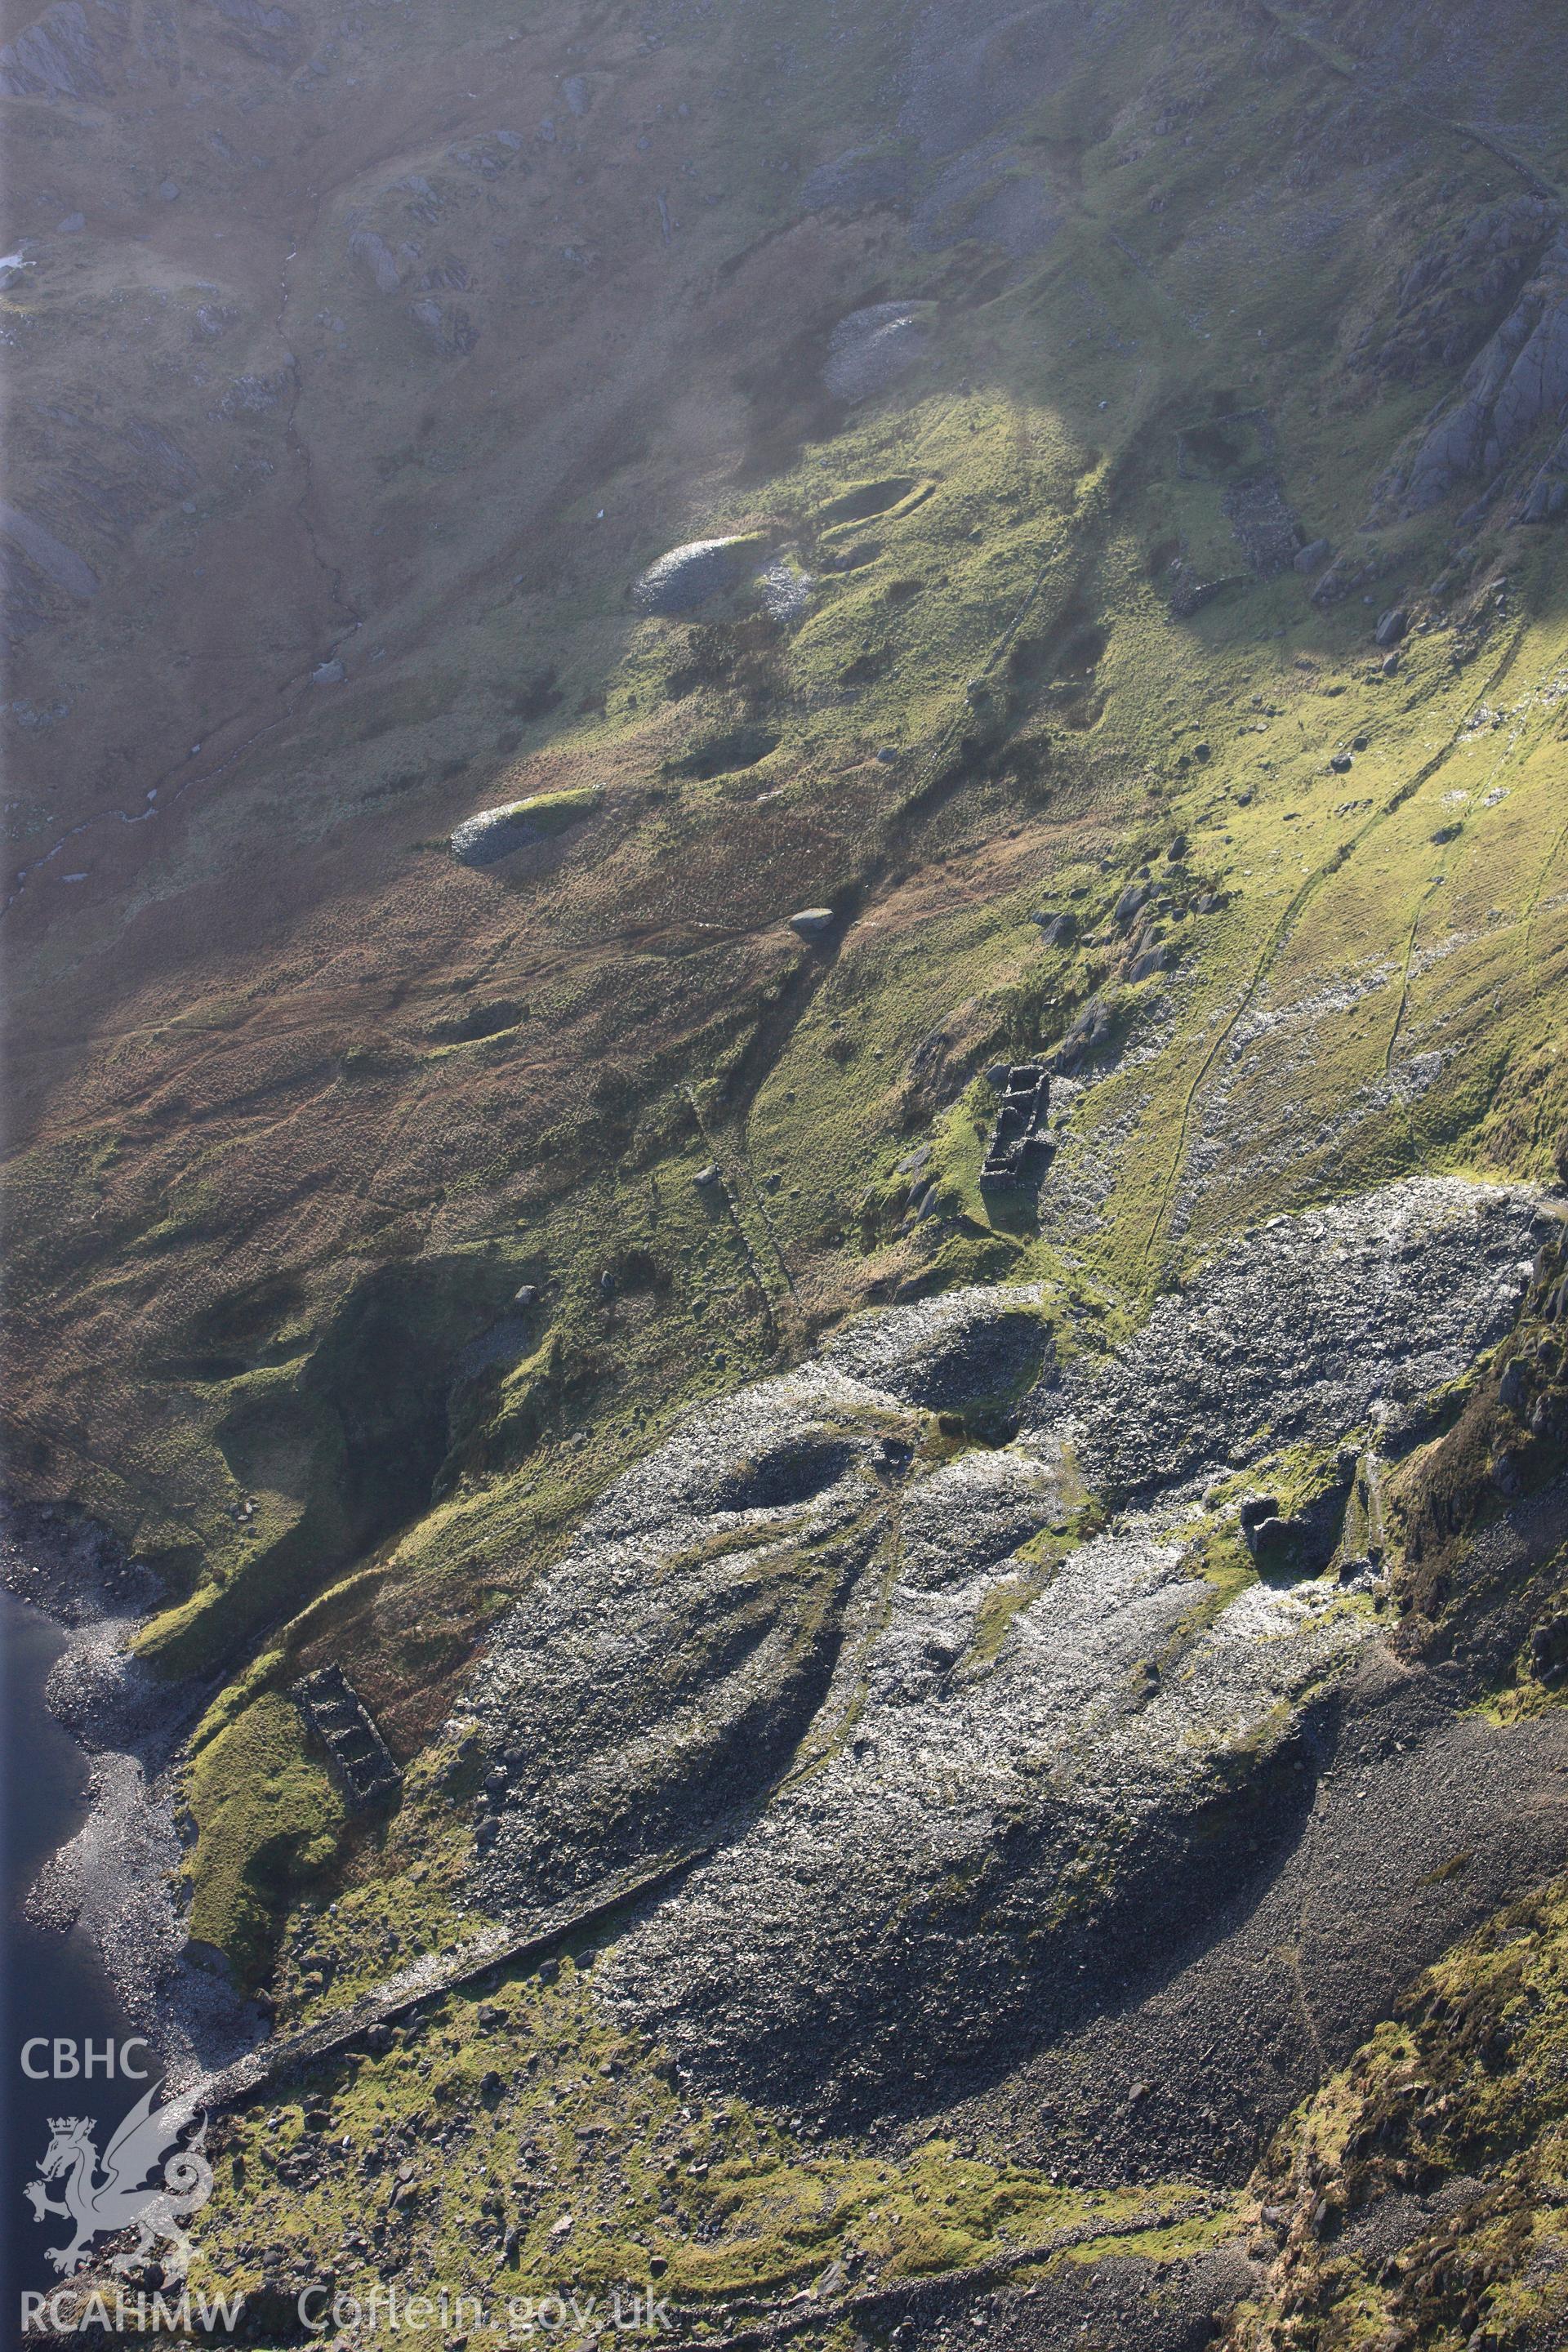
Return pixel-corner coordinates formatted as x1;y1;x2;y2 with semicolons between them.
298;2285;674;2336
21;2284;675;2337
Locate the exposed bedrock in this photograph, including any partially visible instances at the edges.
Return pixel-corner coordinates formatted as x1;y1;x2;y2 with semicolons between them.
899;0;1074;160
1381;228;1568;514
822;303;933;403
465;1180;1558;2128
798;144;911;217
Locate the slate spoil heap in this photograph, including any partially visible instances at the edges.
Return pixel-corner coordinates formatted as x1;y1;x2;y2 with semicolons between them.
292;1664;401;1807
979;1063;1050;1196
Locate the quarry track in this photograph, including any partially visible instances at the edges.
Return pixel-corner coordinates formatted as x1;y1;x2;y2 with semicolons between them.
1247;0;1565;205
178;1847;712;2122
1138;620;1536;1275
658;2191;1235;2350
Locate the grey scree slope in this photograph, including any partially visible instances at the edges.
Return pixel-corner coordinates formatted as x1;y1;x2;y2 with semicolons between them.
461;1178;1558;2127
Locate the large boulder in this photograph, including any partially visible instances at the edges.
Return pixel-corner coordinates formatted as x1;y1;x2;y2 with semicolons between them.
449;787;600;867
630;534;767;617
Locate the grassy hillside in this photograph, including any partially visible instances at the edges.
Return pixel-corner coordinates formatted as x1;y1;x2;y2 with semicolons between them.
7;0;1568;2332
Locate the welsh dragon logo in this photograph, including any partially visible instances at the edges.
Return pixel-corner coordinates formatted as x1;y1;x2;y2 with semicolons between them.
23;2083;212;2280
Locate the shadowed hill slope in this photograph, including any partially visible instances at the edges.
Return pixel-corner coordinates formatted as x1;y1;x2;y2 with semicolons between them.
8;0;1568;2337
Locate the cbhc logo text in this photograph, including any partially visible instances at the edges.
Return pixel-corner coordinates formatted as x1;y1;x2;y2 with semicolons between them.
20;2039;151;2079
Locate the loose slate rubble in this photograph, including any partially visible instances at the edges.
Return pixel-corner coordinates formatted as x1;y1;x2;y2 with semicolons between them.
1060;1177;1546;1503
459;1178;1552;2123
898;0;1060;159
756;554;813;622
909;144;1057;258
292;1664;401;1806
449;790;599;866
816;1285;1048;1411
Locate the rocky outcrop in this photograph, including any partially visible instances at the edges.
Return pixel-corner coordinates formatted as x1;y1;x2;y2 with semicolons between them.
459;1180;1551;2123
799;145;911;216
1239;1470;1354;1579
410;296;478;357
822;304;933;403
1352;196;1557;386
0;501;101;600
1054;990;1120;1067
200;0;303;69
1518;425;1568;523
1377;229;1568;514
349;229;403;293
0;0;127;100
898;0;1067;160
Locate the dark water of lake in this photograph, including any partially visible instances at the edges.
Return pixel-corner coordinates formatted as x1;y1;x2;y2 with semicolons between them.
2;1588;136;2313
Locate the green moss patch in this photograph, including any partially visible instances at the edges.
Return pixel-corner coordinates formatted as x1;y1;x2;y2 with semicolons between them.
194;1952;1223;2338
185;1692;345;1988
